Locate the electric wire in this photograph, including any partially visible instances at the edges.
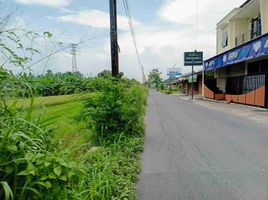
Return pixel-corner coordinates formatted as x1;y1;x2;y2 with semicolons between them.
195;0;199;50
122;0;146;83
24;33;109;70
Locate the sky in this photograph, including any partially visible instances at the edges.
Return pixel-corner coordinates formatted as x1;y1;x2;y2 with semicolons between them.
1;0;246;80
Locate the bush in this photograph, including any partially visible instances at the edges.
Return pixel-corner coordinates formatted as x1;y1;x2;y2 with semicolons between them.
81;78;147;143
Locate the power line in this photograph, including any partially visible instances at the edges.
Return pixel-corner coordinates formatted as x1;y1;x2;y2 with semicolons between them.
195;0;199;50
24;34;109;71
123;0;146;83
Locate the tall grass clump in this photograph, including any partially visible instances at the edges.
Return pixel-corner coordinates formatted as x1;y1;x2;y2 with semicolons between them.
0;68;87;199
0;15;86;199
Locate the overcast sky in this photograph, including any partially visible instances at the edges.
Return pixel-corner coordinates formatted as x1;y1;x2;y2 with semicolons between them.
1;0;246;80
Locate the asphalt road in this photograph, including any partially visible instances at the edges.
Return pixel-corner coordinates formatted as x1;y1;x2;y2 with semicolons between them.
137;91;268;200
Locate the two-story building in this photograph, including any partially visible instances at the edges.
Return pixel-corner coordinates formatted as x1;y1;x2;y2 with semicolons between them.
204;0;268;107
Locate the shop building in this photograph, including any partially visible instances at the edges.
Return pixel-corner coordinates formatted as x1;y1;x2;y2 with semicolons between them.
180;71;203;96
204;0;268;107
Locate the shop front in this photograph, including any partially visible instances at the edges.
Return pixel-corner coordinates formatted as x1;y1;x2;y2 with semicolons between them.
204;33;268;108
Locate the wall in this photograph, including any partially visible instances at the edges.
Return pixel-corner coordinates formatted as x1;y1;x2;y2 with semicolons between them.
216;0;264;54
233;18;251;45
260;0;268;34
217;25;231;54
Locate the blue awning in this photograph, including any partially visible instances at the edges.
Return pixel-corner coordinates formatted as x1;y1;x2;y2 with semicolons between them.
204;33;268;71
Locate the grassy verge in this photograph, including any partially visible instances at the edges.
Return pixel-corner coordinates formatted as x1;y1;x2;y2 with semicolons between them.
36;87;147;199
160;86;182;95
1;80;147;199
9;93;92;108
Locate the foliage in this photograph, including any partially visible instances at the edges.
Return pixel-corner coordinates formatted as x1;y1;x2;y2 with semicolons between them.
147;68;163;89
0;15;86;199
80;134;144;200
97;70;124;78
81;78;148;143
0;69;87;199
1;13;148;200
76;78;148;199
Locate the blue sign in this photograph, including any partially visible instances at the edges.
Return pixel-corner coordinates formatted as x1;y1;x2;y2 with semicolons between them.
205;34;268;71
167;68;182;77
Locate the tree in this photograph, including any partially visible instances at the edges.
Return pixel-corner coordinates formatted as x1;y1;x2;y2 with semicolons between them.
147;68;163;89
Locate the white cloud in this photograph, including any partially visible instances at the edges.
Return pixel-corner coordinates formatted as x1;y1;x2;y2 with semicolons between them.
159;0;246;29
18;1;251;81
56;10;141;31
14;0;71;7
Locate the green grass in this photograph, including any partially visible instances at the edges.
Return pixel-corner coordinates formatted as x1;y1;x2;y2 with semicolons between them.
32;94;93;149
11;93;92;108
160;86;182;94
4;91;146;199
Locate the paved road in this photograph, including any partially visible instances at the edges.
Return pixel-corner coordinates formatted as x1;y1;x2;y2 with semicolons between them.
137;91;268;200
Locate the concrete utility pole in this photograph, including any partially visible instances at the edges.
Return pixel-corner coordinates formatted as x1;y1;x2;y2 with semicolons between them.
191;50;197;100
109;0;119;77
70;43;78;72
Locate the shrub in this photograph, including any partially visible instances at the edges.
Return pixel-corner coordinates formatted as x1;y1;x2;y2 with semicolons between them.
81;78;147;143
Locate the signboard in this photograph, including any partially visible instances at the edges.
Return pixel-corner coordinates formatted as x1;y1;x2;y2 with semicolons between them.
205;34;268;71
188;74;197;83
184;51;203;66
167;68;182;77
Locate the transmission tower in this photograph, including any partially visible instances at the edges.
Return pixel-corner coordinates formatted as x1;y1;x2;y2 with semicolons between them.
70;43;78;72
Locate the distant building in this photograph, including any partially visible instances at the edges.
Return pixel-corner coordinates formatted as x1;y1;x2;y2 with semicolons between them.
179;71;203;96
204;0;268;107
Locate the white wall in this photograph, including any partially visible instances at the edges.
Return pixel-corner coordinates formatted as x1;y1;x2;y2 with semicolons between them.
260;0;268;34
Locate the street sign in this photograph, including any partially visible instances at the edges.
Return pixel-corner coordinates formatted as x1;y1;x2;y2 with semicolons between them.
167;68;182;77
184;51;203;66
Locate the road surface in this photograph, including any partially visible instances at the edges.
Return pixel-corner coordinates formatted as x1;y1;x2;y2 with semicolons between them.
137;91;268;200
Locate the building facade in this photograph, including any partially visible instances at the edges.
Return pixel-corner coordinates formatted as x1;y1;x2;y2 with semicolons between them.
204;0;268;107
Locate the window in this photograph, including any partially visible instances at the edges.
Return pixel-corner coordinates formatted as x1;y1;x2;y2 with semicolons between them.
221;32;228;48
251;16;262;39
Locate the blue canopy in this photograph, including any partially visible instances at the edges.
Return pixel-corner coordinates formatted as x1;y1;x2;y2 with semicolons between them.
204;33;268;71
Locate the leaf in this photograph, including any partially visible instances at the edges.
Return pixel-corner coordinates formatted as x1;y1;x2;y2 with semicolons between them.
43;31;53;38
25;152;35;160
44;161;51;167
5;165;14;174
18;170;34;176
17;43;23;49
53;166;62;177
0;181;13;200
35;181;52;189
6;144;17;152
18;163;36;176
59;175;67;181
26;48;40;54
48;172;57;179
45;181;52;189
40;175;48;181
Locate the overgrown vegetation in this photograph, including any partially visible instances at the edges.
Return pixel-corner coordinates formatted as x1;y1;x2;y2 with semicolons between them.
1;14;148;200
1;73;147;199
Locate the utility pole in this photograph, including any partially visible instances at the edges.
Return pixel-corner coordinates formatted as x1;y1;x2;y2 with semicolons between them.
142;65;146;84
191;50;197;100
191;64;194;99
109;0;119;77
70;43;78;72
